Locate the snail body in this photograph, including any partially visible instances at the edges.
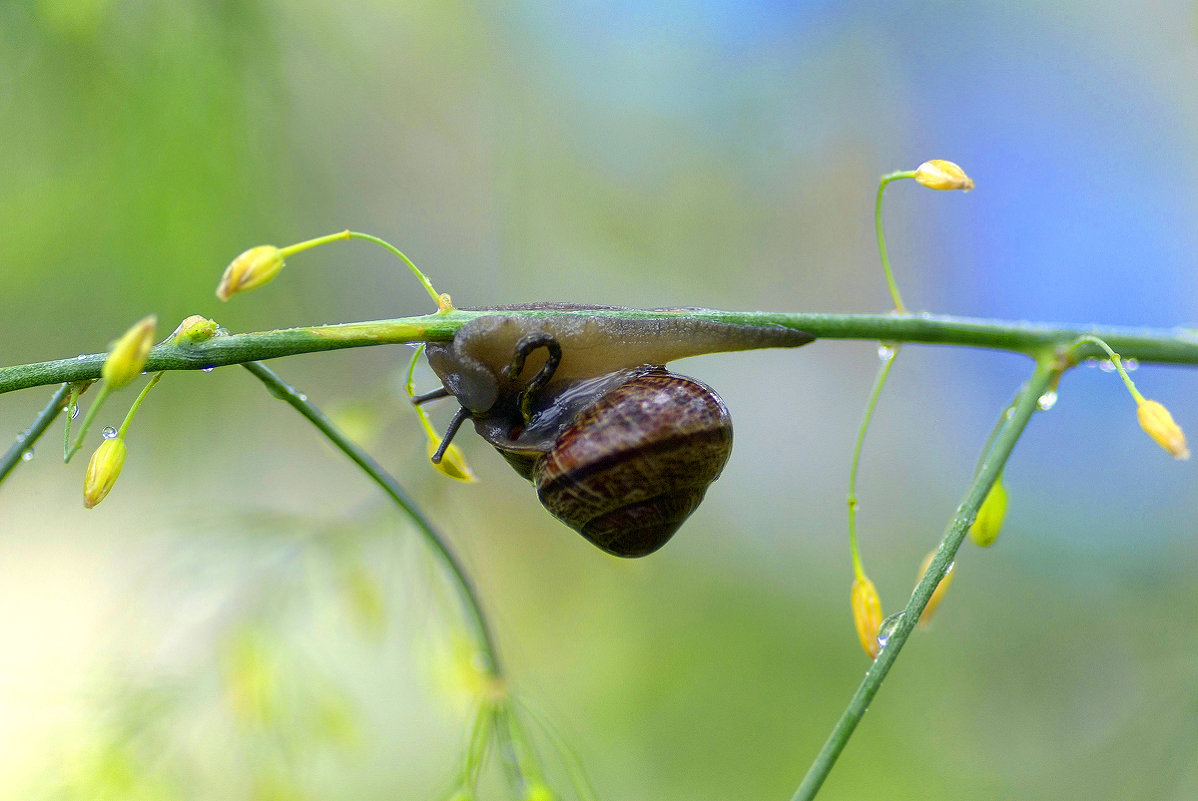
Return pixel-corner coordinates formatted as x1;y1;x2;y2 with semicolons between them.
420;304;813;556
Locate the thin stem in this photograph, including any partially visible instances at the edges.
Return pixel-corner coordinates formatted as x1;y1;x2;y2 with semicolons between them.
276;230;443;307
515;696;600;801
277;229;352;257
347;231;443;307
7;309;1198;396
0;383;71;486
116;372;163;439
1070;334;1144;402
65;383;111;462
792;356;1059;801
62;383;83;461
847;345;899;579
875;171;917;313
240;361;502;678
405;344;441;441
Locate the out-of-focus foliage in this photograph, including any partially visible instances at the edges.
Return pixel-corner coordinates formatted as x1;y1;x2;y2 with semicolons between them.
3;2;1198;799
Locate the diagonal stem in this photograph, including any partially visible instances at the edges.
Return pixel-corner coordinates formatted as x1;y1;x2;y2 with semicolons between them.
241;361;502;678
0;383;71;486
791;355;1059;801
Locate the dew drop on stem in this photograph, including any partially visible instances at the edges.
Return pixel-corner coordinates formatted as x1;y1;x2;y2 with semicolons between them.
21;449;34;462
1036;389;1058;411
1099;360;1116;373
876;344;895;361
877;612;904;650
101;426;118;439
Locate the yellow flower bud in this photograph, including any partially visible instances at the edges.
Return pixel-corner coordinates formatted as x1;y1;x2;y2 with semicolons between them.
82;436;126;508
427;436;477;482
170;314;219;344
1136;399;1190;460
915;550;955;626
968;476;1008;547
850;575;884;659
215;245;285;301
101;315;157;390
914;159;974;192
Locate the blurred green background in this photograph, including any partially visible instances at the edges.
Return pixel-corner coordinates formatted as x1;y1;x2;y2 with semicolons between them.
3;2;1198;799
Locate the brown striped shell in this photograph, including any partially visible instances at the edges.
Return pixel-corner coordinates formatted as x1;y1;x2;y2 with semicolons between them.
531;369;732;557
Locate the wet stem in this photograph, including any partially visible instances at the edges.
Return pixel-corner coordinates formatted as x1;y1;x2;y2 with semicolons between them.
791;355;1060;801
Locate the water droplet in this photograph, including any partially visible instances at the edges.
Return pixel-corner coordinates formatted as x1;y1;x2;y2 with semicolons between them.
14;432;26;444
201;366;215;373
101;426;118;439
297;394;308;402
76;354;88;361
215;327;230;337
1004;408;1014;420
1123;358;1138;371
876;612;905;650
876;344;895;361
1084;358;1098;368
21;448;34;462
70;405;80;419
1099;360;1116;373
1036;390;1058;411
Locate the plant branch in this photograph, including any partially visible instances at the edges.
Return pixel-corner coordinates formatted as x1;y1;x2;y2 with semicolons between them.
4;309;1198;396
241;361;502;678
791;356;1060;801
0;383;71;484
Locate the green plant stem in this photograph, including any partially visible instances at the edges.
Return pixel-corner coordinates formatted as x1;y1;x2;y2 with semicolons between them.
65;382;110;461
0;383;70;485
791;356;1059;801
1070;334;1144;402
876;171;917;312
847;346;899;579
4;309;1198;396
117;372;163;439
240;361;502;679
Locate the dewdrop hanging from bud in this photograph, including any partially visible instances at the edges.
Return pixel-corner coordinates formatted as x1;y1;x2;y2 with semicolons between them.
83;436;126;508
969;475;1008;547
1137;399;1190;460
914;159;974;192
102;315;157;390
850;575;884;659
216;245;285;301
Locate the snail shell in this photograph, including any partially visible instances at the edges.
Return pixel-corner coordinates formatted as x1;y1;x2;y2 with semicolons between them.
529;367;732;557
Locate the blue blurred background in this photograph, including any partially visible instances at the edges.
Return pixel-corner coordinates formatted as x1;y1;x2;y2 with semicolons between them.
2;2;1197;799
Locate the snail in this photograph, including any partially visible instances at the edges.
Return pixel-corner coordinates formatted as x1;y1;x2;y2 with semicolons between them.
415;304;814;557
